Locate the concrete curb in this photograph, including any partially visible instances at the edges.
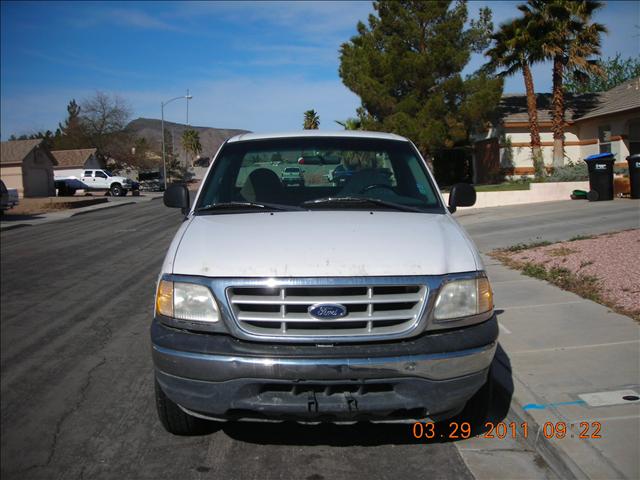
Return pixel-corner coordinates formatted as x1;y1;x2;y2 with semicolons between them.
0;223;32;232
1;201;138;231
492;356;591;480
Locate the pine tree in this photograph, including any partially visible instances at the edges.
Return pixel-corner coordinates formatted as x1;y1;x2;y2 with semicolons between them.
339;1;503;157
54;99;89;150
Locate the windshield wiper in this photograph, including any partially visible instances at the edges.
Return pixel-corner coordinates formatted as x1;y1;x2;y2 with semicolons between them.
195;201;303;213
301;196;422;213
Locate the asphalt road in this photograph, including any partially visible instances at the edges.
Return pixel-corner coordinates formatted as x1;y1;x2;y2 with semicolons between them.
1;198;636;479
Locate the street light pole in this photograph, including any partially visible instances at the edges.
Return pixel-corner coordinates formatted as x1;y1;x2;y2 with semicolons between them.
186;89;190;126
161;92;193;190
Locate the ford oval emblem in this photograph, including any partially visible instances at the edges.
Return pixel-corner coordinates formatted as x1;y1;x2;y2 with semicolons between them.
308;303;348;319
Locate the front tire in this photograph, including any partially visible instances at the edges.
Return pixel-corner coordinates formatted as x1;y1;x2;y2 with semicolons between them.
110;183;123;197
154;379;212;435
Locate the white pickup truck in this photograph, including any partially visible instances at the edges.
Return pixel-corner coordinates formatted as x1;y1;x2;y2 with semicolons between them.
153;131;497;435
54;169;135;197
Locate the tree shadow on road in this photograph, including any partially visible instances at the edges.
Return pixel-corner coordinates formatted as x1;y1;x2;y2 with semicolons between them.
0;213;44;221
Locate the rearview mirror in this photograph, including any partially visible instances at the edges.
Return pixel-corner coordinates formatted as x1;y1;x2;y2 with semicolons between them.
448;183;476;213
164;184;190;214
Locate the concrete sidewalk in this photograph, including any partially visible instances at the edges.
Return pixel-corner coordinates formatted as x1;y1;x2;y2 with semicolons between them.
485;254;639;479
0;193;163;231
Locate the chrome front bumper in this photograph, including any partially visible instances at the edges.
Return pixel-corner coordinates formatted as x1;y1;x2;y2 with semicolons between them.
152;316;498;421
152;341;496;383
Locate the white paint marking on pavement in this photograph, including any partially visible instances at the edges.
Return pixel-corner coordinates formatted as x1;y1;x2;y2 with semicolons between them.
511;339;640;355
578;390;640;407
498;322;512;334
568;415;640;423
500;300;589;310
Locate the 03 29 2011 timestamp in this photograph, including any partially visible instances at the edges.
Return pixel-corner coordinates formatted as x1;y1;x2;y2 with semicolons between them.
411;421;602;440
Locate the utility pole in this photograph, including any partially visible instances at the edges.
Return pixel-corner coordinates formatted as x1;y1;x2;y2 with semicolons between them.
186;89;191;168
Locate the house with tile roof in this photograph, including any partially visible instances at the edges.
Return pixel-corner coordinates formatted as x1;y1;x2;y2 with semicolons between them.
51;148;103;171
475;77;640;179
0;139;57;197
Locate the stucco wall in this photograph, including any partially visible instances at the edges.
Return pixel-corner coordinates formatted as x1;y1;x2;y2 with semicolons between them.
500;109;640;175
442;181;589;209
0;164;24;196
501;125;587;169
575;111;640;161
23;148;55;197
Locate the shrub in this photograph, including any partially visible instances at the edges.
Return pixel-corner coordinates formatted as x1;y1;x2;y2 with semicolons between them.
532;150;545;181
548;162;589;182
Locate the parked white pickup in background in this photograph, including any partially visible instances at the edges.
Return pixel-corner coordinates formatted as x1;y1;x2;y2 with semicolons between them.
55;169;135;197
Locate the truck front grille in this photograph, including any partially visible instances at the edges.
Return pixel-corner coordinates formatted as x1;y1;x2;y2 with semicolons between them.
227;284;428;338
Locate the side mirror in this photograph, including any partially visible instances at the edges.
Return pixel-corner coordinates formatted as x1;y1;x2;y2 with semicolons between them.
164;183;190;214
448;183;476;213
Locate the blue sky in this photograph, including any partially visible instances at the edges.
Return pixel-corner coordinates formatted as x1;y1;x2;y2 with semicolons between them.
1;0;639;140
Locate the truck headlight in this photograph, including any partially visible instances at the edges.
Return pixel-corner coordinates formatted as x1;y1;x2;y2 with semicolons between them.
433;277;493;321
156;280;219;323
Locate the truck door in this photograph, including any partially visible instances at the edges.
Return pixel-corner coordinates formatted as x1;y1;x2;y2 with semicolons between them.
94;170;109;188
83;170;94;188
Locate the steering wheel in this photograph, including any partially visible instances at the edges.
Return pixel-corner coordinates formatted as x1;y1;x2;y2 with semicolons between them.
360;184;395;194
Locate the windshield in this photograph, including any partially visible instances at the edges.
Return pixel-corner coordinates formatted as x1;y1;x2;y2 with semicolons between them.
196;137;443;213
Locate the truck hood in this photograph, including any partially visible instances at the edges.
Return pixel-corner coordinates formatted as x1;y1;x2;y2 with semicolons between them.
170;211;481;277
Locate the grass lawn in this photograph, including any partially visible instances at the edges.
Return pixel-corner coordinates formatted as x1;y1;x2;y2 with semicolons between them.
473;182;531;192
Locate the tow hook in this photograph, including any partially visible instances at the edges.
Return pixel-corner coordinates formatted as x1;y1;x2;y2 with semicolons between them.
307;391;318;413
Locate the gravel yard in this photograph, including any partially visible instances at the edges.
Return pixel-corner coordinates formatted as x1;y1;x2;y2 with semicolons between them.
493;229;640;320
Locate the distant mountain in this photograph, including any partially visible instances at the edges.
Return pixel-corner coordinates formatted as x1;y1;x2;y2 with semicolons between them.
127;118;250;162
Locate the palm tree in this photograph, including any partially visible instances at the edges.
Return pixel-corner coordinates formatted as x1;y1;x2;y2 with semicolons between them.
335;118;362;130
521;0;606;167
303;110;320;129
486;16;546;178
181;129;202;165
